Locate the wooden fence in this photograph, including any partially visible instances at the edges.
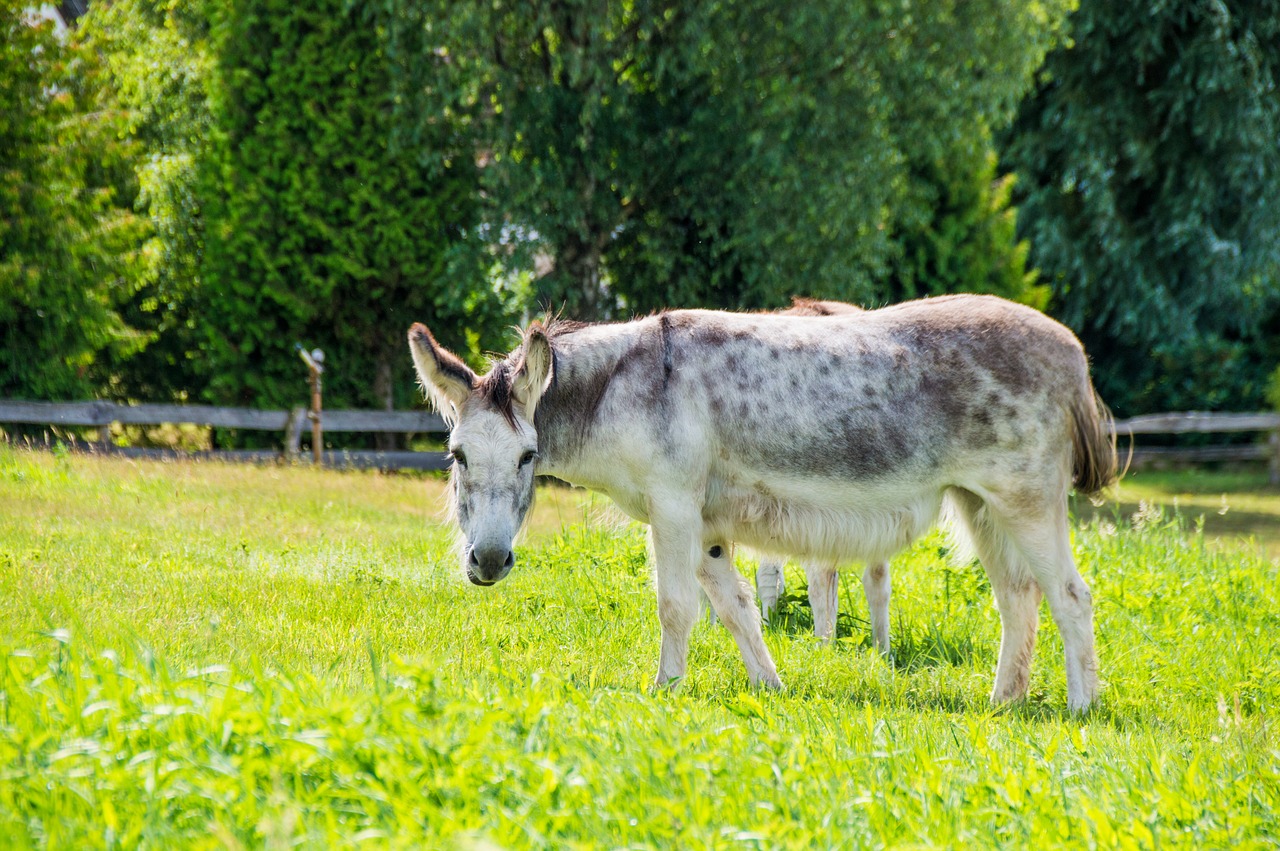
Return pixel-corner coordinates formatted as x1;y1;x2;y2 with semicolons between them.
1108;412;1280;485
0;399;449;471
1;400;1278;481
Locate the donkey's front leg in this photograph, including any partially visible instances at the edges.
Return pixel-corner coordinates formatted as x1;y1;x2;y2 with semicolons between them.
648;503;705;689
701;542;783;689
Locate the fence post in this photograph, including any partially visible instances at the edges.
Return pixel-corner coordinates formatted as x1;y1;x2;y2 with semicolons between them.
1269;428;1280;487
283;407;305;461
295;344;325;466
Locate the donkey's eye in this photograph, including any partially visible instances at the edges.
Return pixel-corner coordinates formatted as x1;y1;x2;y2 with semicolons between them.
518;450;536;469
450;450;468;469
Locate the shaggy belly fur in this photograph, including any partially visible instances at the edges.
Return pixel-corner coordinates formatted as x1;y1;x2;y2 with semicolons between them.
700;471;945;563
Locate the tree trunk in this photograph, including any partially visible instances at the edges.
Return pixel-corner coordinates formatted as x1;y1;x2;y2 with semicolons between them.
551;234;609;320
373;350;397;451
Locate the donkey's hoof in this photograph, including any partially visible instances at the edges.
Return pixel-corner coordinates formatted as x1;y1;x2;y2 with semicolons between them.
650;675;683;694
753;672;785;692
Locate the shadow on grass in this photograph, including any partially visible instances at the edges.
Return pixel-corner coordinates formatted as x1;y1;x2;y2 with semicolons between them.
1071;467;1280;559
1073;496;1280;556
766;585;983;673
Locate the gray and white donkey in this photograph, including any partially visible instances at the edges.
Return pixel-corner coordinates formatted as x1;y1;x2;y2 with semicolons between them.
409;294;1117;711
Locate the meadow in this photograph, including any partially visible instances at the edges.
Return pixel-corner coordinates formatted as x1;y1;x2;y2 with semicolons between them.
0;446;1277;848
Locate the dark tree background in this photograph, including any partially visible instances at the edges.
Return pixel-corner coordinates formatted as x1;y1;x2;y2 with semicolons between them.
1003;0;1280;415
3;0;1278;436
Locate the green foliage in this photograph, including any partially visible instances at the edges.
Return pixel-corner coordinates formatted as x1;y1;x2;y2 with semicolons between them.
420;0;1069;319
884;134;1048;309
199;0;510;418
0;3;147;399
872;0;1067;309
1266;365;1280;413
12;0;1275;420
602;0;899;315
78;0;219;401
1003;0;1280;415
1;451;1278;844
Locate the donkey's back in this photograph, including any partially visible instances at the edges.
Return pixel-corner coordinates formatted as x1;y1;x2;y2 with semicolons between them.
656;295;1104;498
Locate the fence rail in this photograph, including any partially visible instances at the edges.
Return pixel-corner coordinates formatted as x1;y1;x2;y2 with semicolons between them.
1109;411;1280;484
2;400;1278;481
1112;411;1280;435
0;399;449;471
0;399;445;432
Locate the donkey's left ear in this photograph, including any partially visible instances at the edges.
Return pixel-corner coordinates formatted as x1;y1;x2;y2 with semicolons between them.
514;322;554;420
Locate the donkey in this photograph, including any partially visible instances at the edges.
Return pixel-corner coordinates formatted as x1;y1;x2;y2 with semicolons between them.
409;294;1116;711
754;298;891;653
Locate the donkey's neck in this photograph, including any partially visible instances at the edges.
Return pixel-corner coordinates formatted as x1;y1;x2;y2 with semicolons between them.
533;322;644;484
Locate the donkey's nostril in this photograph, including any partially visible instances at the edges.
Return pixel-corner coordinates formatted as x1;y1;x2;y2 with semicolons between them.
469;544;513;581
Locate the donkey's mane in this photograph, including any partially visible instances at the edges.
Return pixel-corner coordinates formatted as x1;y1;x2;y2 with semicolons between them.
476;359;517;426
475;316;597;425
542;317;590;339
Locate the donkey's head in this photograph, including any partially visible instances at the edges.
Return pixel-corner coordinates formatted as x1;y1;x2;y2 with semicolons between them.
408;322;553;587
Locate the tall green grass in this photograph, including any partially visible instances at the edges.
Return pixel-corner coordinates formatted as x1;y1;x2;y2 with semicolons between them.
0;447;1276;847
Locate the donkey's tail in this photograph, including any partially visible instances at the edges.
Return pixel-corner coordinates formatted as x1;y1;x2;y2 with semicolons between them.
1070;381;1119;497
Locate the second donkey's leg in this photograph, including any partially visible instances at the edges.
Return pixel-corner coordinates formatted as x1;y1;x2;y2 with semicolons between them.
804;561;840;641
756;557;786;620
862;561;892;655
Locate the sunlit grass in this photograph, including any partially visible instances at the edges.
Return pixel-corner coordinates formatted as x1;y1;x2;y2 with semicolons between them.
1;447;1277;847
1078;466;1280;559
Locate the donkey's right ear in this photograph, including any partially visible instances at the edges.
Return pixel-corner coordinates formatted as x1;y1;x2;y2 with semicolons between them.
408;323;476;423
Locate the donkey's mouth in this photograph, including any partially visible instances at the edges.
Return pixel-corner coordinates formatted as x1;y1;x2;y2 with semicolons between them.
464;546;513;586
466;571;496;587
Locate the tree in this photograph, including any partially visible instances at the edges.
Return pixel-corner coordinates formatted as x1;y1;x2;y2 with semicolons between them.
422;0;1069;319
1003;0;1280;415
872;0;1067;308
78;0;219;402
602;0;898;315
199;0;510;432
881;132;1046;309
0;2;146;400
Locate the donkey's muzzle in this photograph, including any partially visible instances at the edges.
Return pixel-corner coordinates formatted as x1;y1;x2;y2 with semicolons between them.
467;545;514;586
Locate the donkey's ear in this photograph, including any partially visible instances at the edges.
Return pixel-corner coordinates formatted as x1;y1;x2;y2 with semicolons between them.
408;323;476;424
514;322;553;420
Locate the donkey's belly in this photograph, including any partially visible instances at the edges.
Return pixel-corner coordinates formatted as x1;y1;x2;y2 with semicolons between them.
701;474;945;564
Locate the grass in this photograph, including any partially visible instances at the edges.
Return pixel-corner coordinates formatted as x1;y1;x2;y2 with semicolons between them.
1080;467;1280;560
0;447;1277;848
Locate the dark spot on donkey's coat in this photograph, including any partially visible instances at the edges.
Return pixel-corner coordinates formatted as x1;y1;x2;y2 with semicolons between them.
693;325;731;348
732;413;921;481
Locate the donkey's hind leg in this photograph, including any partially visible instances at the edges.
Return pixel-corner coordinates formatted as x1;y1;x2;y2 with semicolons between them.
803;561;840;641
949;489;1042;705
1004;507;1097;712
862;562;891;655
958;487;1098;712
700;543;783;689
756;557;786;621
